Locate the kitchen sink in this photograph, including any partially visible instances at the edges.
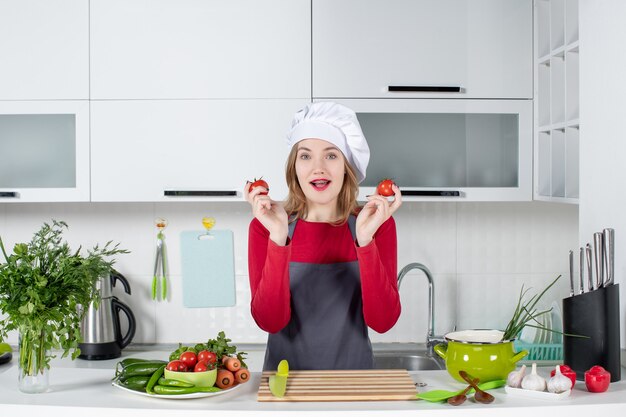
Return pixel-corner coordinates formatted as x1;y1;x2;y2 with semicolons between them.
373;351;444;371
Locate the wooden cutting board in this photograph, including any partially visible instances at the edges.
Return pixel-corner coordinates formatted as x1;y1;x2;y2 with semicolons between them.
257;369;417;402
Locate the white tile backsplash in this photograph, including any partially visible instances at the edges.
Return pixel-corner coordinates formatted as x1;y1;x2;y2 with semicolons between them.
0;201;578;346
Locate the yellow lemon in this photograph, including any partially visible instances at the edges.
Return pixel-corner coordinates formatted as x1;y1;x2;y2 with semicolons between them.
277;359;289;377
269;374;287;398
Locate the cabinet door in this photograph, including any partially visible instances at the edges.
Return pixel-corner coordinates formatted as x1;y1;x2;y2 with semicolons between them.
0;0;89;100
0;101;90;202
90;99;307;202
329;99;532;201
90;0;311;100
313;0;532;99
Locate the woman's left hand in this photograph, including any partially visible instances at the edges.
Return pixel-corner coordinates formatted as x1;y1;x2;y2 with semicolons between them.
356;184;402;246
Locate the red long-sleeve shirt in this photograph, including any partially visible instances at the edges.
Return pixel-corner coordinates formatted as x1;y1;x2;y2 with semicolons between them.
248;216;401;334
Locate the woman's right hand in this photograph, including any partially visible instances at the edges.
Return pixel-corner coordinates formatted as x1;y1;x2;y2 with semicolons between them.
243;181;288;246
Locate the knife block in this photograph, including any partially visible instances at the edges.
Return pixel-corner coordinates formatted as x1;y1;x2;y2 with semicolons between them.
562;284;621;382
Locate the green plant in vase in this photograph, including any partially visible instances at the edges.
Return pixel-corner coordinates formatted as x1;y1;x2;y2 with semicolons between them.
0;220;128;393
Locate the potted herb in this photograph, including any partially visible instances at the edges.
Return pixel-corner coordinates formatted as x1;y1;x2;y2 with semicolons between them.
0;220;127;393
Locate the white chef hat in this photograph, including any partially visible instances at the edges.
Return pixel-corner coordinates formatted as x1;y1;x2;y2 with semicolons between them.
286;102;370;183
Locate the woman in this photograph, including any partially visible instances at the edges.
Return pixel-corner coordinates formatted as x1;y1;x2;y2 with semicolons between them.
245;102;402;370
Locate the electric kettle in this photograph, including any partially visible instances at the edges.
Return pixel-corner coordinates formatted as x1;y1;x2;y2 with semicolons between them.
78;271;136;360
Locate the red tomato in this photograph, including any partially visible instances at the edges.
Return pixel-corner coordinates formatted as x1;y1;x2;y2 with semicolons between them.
166;360;188;372
585;365;611;393
194;361;209;372
197;350;217;365
376;179;395;197
248;178;269;195
179;351;197;369
551;364;577;388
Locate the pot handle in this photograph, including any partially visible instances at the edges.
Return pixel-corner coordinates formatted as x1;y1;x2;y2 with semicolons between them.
112;297;136;349
510;350;529;364
433;343;448;360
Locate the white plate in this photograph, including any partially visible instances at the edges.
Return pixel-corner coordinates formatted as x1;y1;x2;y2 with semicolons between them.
505;385;571;400
112;381;241;400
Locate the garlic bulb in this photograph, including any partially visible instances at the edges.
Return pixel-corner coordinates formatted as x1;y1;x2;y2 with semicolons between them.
521;363;547;391
548;365;572;393
507;364;527;388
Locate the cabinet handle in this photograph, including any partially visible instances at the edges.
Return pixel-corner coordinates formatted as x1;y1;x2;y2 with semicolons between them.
388;86;462;93
0;191;18;198
400;190;460;197
164;190;238;197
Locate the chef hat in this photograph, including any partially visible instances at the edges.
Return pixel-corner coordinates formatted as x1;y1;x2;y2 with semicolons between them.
287;102;370;183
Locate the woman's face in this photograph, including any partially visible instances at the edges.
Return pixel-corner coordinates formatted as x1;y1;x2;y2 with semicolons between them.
294;139;346;209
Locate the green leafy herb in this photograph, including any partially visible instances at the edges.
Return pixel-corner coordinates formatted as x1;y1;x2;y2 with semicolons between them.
501;274;561;342
0;220;128;375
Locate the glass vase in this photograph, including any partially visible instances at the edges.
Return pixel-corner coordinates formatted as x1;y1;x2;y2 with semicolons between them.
18;328;49;393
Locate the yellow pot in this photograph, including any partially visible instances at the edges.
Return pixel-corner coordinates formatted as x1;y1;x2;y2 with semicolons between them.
434;330;528;383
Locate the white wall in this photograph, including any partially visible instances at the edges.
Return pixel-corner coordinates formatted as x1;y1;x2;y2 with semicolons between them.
0;201;577;346
579;0;626;348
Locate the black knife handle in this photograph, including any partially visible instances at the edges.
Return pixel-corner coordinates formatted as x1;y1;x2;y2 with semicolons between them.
400;190;460;197
388;86;462;93
0;191;18;198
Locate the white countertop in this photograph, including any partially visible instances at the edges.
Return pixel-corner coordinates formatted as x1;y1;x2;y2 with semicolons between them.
1;348;626;417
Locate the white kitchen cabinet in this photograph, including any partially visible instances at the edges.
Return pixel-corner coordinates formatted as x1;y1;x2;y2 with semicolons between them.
90;0;311;100
313;0;533;99
90;100;307;202
534;0;579;203
0;0;89;100
330;99;533;201
0;101;90;202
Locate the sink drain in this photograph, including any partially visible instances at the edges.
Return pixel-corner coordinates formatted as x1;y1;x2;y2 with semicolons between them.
415;382;428;387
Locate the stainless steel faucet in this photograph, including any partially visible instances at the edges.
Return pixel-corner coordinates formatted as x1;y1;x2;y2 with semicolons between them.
397;262;446;356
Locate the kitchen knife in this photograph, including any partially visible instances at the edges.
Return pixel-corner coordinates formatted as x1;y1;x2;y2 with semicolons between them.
568;250;575;296
594;232;604;290
579;247;585;294
603;228;615;287
586;243;594;291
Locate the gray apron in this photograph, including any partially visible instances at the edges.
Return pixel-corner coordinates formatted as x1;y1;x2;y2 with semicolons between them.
263;216;374;370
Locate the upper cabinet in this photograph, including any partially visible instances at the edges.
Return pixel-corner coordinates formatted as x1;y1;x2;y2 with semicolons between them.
90;0;311;100
90;99;306;202
534;0;579;204
312;0;532;99
0;0;88;100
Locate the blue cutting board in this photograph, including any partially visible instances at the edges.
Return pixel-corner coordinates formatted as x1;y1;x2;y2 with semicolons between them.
180;230;236;307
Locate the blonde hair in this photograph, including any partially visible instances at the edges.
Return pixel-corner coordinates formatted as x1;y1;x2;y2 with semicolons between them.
283;145;360;225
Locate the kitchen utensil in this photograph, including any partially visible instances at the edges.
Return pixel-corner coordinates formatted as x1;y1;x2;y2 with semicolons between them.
0;352;11;365
447;379;477;406
585;244;593;291
550;301;563;344
180;228;235;308
579;247;585;294
434;330;527;383
416;380;505;402
563;284;621;382
568;250;575;296
152;218;168;301
459;371;495;404
78;271;136;360
257;369;416;401
593;232;604;290
603;228;614;286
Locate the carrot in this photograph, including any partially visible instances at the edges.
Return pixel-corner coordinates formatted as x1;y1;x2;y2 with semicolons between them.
234;368;250;384
221;355;230;365
224;356;241;372
216;369;235;389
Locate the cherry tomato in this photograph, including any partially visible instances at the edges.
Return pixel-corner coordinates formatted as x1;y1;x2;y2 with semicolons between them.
376;179;395;197
551;364;576;388
585;365;611;393
194;361;209;372
248;178;269;195
197;350;217;365
166;360;188;372
179;351;197;369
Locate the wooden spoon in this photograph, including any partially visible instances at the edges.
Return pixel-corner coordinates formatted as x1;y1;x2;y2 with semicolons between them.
459;370;495;404
447;378;479;406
